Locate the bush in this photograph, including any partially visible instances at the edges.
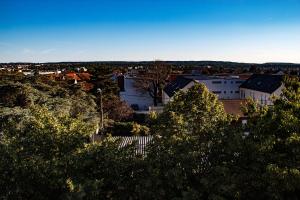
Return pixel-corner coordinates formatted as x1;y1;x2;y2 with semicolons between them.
110;122;150;136
111;122;134;136
131;123;149;136
132;113;147;124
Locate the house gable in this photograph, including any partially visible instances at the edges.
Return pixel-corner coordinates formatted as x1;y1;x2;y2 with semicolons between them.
240;74;283;94
163;76;193;98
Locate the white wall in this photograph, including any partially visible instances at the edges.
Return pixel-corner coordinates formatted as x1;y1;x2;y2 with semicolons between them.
162;91;170;105
195;78;243;99
240;84;283;106
120;77;153;111
162;78;244;105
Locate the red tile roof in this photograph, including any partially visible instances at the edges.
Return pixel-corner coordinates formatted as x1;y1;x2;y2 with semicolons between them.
78;72;92;81
66;72;81;81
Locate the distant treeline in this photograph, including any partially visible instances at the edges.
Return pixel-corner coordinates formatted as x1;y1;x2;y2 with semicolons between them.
1;61;300;70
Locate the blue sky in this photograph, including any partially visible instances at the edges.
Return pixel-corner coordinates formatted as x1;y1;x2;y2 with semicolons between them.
1;0;300;63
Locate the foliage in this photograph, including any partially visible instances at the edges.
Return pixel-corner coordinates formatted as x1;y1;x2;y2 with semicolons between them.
0;105;137;200
0;81;99;129
0;105;93;199
66;137;138;199
110;121;134;136
131;122;150;136
102;94;133;121
109;121;149;136
231;76;300;199
138;83;234;199
0;76;299;199
140;78;300;199
152;83;231;137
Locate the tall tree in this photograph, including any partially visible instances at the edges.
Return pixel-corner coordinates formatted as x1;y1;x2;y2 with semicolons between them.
134;61;171;106
102;94;133;121
204;76;300;199
151;82;231;137
233;76;300;199
138;83;233;199
0;105;94;199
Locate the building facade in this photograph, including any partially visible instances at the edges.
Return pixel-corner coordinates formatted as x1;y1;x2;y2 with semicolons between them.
119;75;153;111
162;75;245;105
240;74;284;105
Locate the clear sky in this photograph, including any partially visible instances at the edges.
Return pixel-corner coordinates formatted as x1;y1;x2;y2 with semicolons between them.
1;0;300;63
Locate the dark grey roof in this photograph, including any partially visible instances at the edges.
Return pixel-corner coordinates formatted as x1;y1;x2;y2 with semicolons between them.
240;74;283;94
164;76;193;97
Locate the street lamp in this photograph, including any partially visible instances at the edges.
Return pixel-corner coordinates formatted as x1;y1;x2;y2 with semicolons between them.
97;88;104;134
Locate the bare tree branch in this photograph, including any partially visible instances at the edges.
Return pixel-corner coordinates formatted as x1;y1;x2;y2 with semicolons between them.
133;61;171;106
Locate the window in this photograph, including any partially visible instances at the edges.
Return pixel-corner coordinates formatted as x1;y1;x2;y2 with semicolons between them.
236;81;244;84
224;81;227;84
224;91;227;94
213;91;222;94
230;91;233;93
235;91;240;94
212;81;222;84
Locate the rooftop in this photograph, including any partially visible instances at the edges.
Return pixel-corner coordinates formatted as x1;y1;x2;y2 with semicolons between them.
164;76;193;97
240;74;283;94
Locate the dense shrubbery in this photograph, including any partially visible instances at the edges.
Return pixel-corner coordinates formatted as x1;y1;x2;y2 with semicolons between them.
0;76;299;199
108;122;149;136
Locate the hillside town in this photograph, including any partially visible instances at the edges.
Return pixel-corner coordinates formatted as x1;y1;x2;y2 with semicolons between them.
1;61;300;199
2;62;299;116
2;0;300;198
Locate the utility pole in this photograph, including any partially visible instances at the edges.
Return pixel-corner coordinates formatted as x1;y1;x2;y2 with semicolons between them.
97;88;104;134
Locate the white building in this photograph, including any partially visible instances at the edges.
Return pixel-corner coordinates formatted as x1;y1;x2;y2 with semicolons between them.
22;70;61;76
240;74;284;106
162;75;245;105
119;75;153;111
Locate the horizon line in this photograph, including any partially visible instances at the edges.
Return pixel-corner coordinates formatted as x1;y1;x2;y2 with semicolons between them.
1;60;300;65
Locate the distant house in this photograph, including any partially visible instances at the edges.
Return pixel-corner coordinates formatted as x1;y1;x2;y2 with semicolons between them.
77;72;92;81
162;75;245;105
65;72;81;84
162;76;194;104
22;70;61;76
240;74;284;105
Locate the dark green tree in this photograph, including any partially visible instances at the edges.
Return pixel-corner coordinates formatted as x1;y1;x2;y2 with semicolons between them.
0;105;94;199
136;83;233;199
